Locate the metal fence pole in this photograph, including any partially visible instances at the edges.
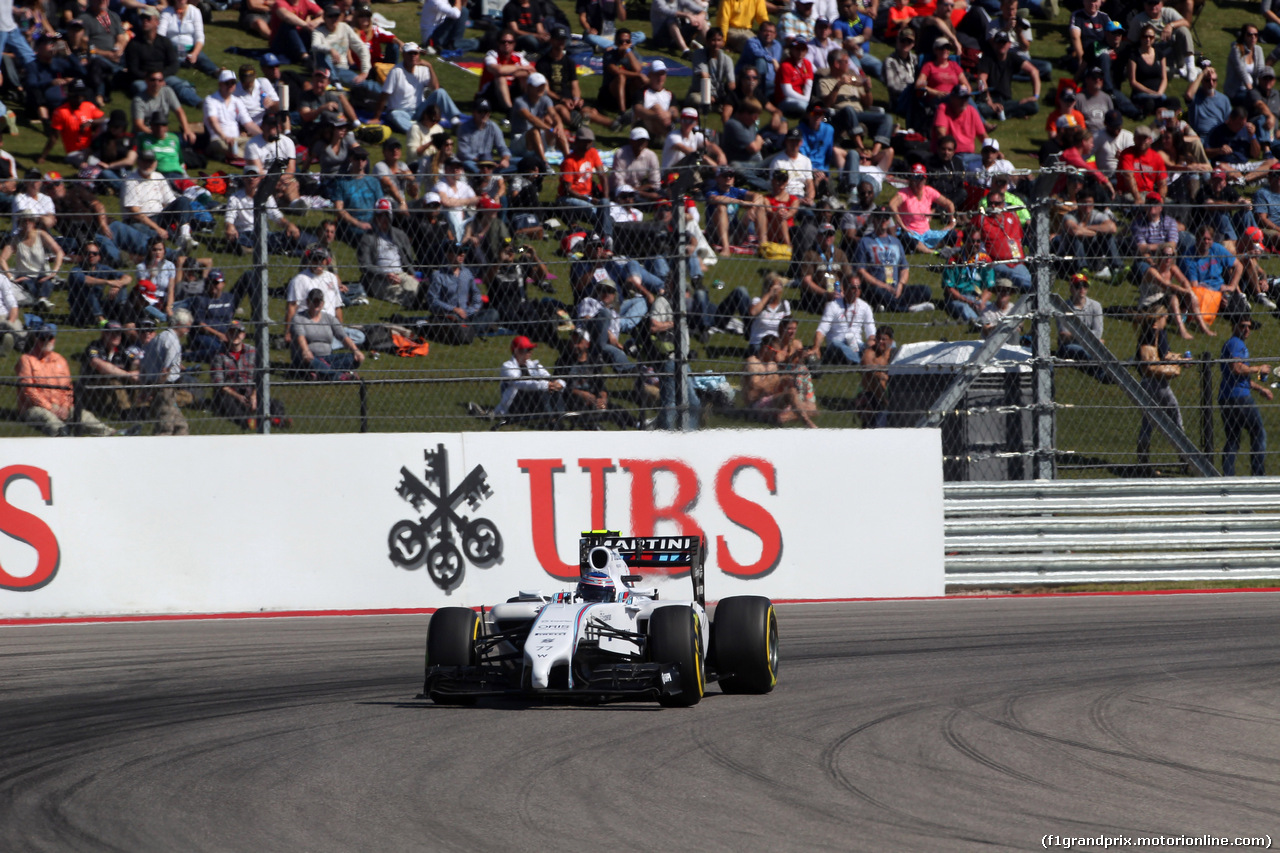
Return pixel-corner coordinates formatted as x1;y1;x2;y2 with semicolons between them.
252;176;276;435
1031;202;1055;480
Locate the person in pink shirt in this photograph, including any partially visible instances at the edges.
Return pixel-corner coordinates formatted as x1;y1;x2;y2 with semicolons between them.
270;0;323;64
933;86;994;169
915;36;968;114
888;162;957;254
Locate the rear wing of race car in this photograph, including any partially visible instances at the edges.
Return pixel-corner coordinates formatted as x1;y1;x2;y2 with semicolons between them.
578;530;706;608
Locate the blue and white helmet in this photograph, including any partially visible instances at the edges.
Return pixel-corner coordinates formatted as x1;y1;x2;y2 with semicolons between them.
578;570;616;603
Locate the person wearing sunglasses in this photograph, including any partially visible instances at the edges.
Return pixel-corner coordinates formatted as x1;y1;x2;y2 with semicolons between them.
478;32;533;112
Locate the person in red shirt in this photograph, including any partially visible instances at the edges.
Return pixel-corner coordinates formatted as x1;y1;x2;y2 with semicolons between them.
975;178;1032;291
559;128;610;238
351;4;398;64
270;0;323;65
915;36;968;109
1116;124;1168;201
774;37;814;119
933;86;993;167
46;80;104;165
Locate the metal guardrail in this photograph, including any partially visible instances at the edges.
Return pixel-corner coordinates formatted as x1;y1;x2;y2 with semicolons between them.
944;478;1280;586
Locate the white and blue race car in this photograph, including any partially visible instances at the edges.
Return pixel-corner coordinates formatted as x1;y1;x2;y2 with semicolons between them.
421;531;778;706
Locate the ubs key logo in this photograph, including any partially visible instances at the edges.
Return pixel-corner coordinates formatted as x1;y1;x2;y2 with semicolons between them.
389;444;503;592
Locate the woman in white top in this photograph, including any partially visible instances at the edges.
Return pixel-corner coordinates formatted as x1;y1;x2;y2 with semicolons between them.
1225;24;1265;104
159;0;219;77
0;214;61;308
432;158;476;241
136;236;179;315
747;271;791;353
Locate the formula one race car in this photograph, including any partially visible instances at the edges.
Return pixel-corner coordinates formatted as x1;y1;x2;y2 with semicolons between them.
421;531;778;706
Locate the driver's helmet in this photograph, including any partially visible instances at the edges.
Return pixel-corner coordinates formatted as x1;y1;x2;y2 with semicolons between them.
578;570;616;603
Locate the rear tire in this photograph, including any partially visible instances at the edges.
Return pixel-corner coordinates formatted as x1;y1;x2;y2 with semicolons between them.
647;605;705;707
425;607;481;705
712;596;778;694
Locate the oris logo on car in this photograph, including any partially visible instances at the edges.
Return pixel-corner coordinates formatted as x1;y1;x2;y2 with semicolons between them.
0;465;60;592
518;456;782;581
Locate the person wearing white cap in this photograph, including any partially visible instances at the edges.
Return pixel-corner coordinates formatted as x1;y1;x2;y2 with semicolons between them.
511;71;571;162
661;106;726;170
612;126;662;200
375;41;461;134
630;58;677;139
203;69;262;160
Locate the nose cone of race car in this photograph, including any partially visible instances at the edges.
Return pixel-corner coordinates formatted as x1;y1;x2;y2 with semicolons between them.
525;602;584;690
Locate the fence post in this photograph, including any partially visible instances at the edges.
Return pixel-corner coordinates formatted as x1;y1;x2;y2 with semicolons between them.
252;176;276;435
1031;201;1055;480
674;198;689;429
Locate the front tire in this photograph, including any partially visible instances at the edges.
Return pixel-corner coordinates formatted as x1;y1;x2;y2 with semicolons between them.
647;605;705;707
425;607;481;705
712;596;778;694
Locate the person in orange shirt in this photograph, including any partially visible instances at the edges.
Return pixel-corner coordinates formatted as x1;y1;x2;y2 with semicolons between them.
45;80;105;165
558;128;611;238
1045;88;1087;139
16;324;114;436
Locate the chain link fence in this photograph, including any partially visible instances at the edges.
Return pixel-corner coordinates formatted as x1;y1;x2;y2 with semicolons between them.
5;164;1280;480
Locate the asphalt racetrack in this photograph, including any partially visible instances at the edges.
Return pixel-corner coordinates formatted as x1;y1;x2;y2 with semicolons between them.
3;594;1280;852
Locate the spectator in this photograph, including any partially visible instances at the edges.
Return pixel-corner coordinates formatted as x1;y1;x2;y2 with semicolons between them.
778;0;815;44
815;49;891;154
625;59;677;140
768;128;815;204
742;332;817;427
16;324;114;436
1236;225;1276;308
934;85;992;167
478;31;532;112
203;69;262;161
187;269;238;361
290;287;364;379
856;213;934;311
233;61;281;129
599;28;646;117
121;151;198;253
717;0;769;51
124;7;199;107
923;135;967;208
883;26;917;117
0;269;22;356
888;163;956;255
558;128;611;237
916;35;969;110
576;279;637;373
812;275;874;365
1067;0;1111;74
757;169;800;249
25;33;82;133
942;247;993;327
1;213;61;311
312;4;375;94
806;18;838;74
158;0;218;78
67;239;131;326
689;28;734;109
332;147;384;244
721;97;769;189
1219;312;1271;476
798;221;851;313
424;242;497;344
12;169;54;233
1254;164;1280;246
774;36;814;118
1139;243;1210;338
847;325;892;426
578;0;642;53
1133;305;1187;472
493;334;564;420
1247;66;1280;151
1190;168;1257;248
511;72;570;163
374;42;460;135
664;106;726;171
46;80;102;166
1116;124;1167;201
974;180;1032;291
1187;65;1230;139
240;0;274;41
745;271;792;352
211;320;282;429
130;70;196;141
1127;22;1180;117
1128;0;1195;82
357;198;419;306
722;63;787;140
372;139;416;212
1181;225;1243;328
138;111;185;180
244;113;302;210
78;0;126;103
704;167;754;256
537;25;609;131
652;0;709;56
455;100;511;173
1055;190;1120;280
270;0;324;65
1225;23;1265;104
612;127;662;201
979;279;1019;337
1206;107;1278;182
1055;271;1107;365
420;0;470;53
80;322;139;421
502;0;549;54
975;29;1040;121
135;236;178;315
739;21;782;101
556;328;636;428
283;246;360;349
1094;109;1134;179
432;157;476;242
298;68;358;149
138;312;190;435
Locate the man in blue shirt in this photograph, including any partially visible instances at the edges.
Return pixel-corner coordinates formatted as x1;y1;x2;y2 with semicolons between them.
704;167;752;256
332;148;384;246
798;104;837;174
853;214;934;312
424;242;498;344
455;101;512;173
738;21;782;96
1187;65;1232;140
1180;225;1243;293
830;0;880;79
1219;313;1272;476
1205;107;1278;181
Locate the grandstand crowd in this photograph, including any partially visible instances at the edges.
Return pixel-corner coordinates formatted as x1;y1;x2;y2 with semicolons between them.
0;0;1278;436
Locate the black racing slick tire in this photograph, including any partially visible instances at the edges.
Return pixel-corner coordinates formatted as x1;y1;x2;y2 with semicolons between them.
712;596;778;694
647;605;705;707
425;607;481;705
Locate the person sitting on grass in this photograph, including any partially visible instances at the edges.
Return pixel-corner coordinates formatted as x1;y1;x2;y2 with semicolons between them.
17;324;115;437
742;332;817;427
290;287;365;380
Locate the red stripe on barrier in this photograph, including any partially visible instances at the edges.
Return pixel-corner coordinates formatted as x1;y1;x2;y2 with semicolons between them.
5;586;1280;627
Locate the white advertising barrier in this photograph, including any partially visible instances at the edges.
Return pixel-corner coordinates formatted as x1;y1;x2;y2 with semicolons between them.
0;429;944;619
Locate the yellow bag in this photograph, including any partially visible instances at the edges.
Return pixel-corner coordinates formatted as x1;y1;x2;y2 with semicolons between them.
373;62;396;84
758;241;792;260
